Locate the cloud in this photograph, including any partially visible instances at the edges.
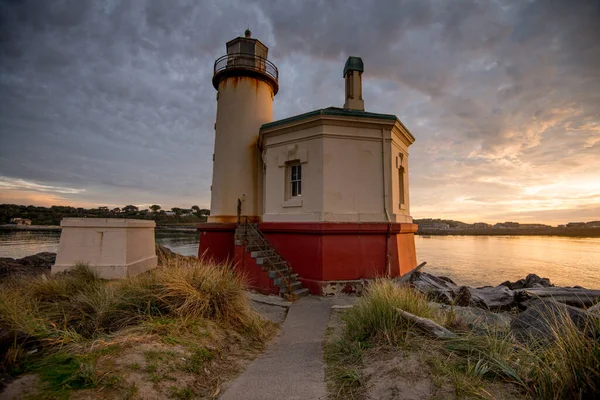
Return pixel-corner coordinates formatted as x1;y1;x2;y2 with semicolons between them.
0;176;85;194
0;0;598;222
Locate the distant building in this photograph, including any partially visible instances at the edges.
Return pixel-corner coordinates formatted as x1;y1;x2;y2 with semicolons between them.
418;222;450;230
472;222;490;229
10;218;32;225
520;224;550;229
566;222;586;228
586;221;600;228
493;222;520;229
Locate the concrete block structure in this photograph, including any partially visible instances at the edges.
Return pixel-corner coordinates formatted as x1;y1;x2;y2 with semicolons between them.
198;31;418;296
52;218;158;279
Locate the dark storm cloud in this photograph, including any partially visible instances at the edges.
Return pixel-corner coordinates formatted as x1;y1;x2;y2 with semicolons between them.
0;0;598;222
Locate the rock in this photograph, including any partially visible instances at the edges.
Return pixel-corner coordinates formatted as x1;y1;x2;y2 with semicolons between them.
500;274;554;290
0;253;55;280
587;303;600;316
396;270;457;304
0;258;22;272
400;271;517;311
511;299;594;344
17;252;56;268
523;273;553;288
438;304;512;335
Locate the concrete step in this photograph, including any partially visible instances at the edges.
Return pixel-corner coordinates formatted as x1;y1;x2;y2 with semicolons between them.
245;245;270;252
268;261;288;270
246;238;269;246
273;274;299;286
268;269;292;279
293;288;309;297
269;271;298;286
251;250;275;259
279;281;303;293
257;256;284;265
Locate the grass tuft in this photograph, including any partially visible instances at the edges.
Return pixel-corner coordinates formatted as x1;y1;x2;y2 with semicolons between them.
0;255;274;398
326;278;600;399
343;279;438;344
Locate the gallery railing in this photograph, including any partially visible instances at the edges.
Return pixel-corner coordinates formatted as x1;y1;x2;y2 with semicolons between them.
213;53;278;82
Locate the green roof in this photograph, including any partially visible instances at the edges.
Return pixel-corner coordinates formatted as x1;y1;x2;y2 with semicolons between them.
260;107;398;130
343;57;364;77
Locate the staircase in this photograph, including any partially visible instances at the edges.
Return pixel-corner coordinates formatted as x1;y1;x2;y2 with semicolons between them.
235;219;309;299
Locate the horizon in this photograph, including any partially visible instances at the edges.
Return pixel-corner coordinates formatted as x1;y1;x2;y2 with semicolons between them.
1;1;599;225
2;202;597;227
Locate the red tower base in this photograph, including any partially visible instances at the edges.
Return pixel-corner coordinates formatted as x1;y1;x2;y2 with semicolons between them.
197;222;418;295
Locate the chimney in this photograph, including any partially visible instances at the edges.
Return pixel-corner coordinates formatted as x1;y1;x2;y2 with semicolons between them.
343;56;364;111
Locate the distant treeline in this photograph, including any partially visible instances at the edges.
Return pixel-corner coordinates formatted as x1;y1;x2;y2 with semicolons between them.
0;204;210;226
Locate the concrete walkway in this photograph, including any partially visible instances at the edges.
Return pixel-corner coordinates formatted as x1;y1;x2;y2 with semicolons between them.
220;296;351;400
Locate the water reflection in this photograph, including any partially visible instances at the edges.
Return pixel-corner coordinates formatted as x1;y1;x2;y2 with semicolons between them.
1;231;599;288
417;235;600;288
154;232;199;257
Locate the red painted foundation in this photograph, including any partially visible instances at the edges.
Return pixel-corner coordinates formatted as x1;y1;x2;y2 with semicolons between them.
197;223;236;263
233;245;279;295
197;222;418;295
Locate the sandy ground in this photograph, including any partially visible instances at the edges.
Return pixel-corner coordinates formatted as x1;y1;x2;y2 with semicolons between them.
0;291;289;400
325;307;523;400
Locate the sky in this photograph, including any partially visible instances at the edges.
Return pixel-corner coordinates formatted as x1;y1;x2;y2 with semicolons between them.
0;0;599;225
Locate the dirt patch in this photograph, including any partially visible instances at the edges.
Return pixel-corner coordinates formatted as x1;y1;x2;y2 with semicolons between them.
362;348;454;400
71;327;274;400
324;306;523;400
1;374;40;400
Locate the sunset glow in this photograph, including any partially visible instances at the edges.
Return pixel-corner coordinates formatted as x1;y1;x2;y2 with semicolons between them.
0;1;598;225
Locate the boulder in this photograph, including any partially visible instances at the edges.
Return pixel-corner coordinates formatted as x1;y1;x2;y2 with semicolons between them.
499;273;554;290
17;252;56;268
0;253;55;280
511;299;594;344
587;303;600;316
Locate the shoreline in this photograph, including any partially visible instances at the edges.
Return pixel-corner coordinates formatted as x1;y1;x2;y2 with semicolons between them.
418;227;600;238
3;224;600;238
0;224;197;233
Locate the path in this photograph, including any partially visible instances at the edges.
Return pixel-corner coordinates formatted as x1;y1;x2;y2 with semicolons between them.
220;296;352;400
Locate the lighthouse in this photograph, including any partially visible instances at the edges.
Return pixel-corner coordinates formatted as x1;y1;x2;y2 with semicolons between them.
209;29;278;223
199;32;418;296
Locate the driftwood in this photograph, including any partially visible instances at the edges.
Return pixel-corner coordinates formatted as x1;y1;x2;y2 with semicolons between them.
396;308;457;339
455;285;516;311
397;268;600;311
511;299;595;344
396;262;426;285
518;287;600;308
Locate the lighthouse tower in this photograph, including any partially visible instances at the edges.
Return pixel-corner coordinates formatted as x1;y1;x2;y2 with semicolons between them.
209;30;278;222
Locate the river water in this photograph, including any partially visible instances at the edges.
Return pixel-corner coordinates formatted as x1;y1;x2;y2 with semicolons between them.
1;231;599;289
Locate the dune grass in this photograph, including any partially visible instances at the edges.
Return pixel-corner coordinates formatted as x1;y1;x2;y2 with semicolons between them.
0;255;274;398
343;278;439;345
324;279;439;399
326;279;600;399
325;280;600;400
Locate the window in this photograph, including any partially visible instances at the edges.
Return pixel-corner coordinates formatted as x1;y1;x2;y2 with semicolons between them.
289;163;302;198
398;166;405;206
